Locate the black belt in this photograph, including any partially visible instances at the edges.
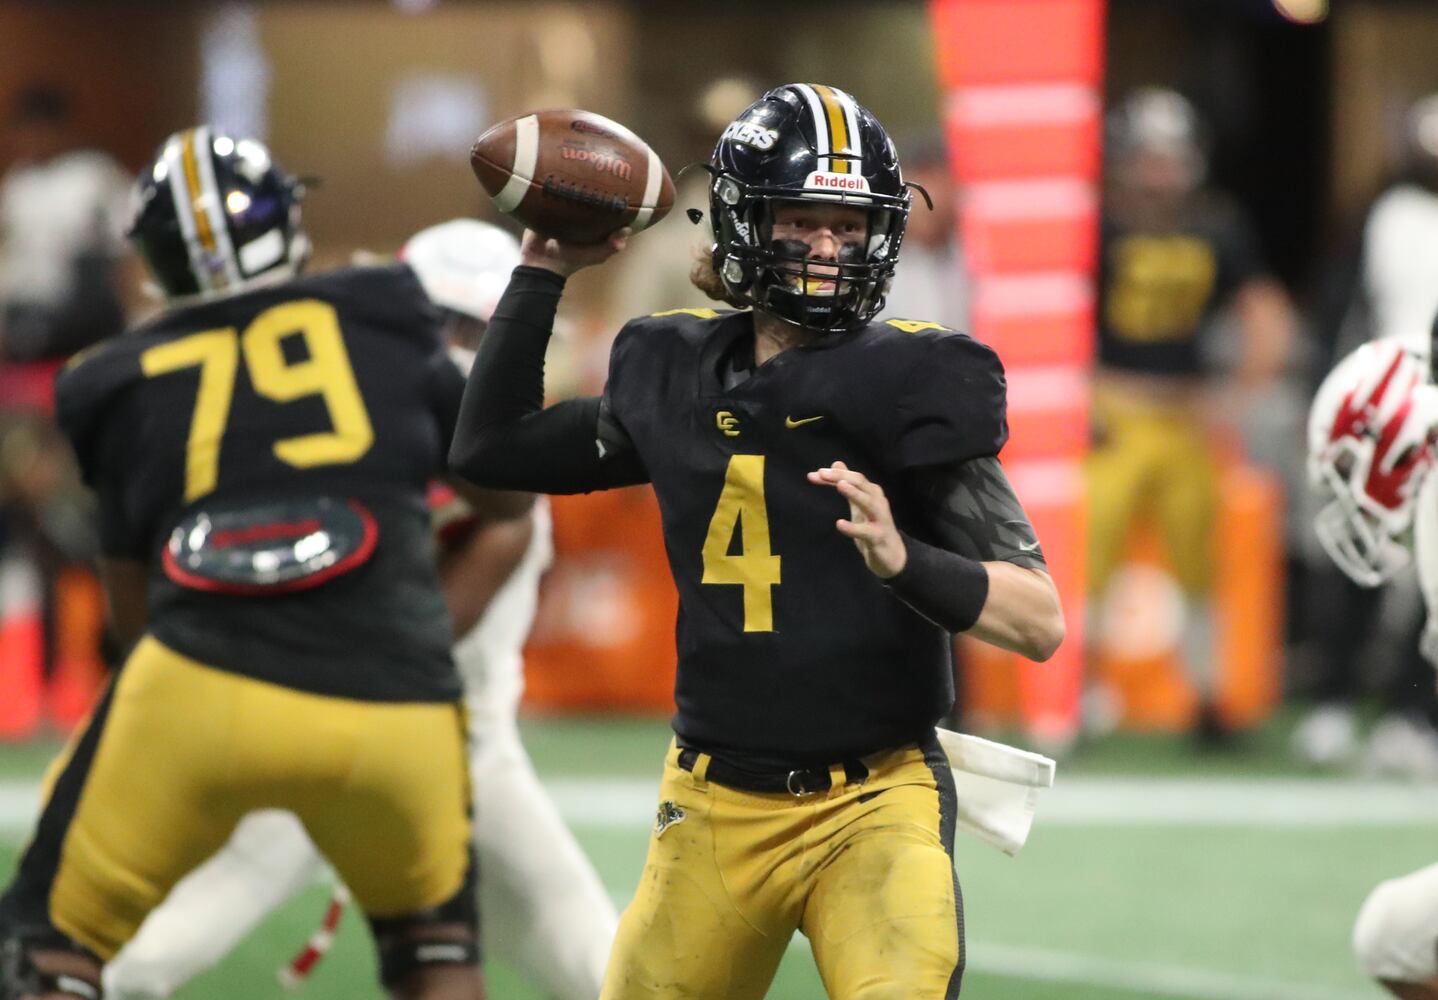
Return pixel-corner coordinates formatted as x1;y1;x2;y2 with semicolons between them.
676;747;870;796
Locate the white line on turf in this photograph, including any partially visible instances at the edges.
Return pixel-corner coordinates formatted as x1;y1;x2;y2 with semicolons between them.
963;942;1375;1000
2;775;1437;833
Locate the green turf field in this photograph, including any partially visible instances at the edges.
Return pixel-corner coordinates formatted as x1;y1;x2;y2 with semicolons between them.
0;715;1420;999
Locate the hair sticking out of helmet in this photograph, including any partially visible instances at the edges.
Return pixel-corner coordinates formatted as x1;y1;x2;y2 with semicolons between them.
401;219;521;324
127;126;310;302
705;83;910;333
1307;339;1438;586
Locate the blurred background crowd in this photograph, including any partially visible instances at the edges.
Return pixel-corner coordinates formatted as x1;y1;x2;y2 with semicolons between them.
4;0;1438;773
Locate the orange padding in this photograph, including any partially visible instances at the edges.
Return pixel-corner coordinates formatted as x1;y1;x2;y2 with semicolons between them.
522;487;677;711
965;461;1284;732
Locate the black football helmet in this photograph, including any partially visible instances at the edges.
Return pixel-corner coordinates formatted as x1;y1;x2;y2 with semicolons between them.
128;126;309;300
708;83;910;332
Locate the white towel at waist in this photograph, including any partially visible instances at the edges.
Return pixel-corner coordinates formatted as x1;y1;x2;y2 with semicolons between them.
936;727;1056;857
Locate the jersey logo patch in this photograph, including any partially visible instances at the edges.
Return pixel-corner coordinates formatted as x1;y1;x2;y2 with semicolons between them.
784;415;824;429
886;319;948;334
654;800;687;838
716;410;741;437
651;307;720;319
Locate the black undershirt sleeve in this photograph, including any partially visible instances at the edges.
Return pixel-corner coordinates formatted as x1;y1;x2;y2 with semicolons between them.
448;266;648;494
910;456;1047;569
884;456;1047;633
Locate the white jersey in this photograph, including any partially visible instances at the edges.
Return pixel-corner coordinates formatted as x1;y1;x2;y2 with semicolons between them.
0;149;130;307
1363;184;1438;350
453;497;553;717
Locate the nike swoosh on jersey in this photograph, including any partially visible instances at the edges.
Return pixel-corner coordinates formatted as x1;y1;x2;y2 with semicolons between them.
785;415;824;428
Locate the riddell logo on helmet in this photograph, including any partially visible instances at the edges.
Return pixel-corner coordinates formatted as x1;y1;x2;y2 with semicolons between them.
560;142;633;180
804;171;870;192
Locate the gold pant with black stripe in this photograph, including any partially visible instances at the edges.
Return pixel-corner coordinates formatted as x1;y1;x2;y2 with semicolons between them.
601;739;964;1000
1087;387;1218;597
37;635;473;960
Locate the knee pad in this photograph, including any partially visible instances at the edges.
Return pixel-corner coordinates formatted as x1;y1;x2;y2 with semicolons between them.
367;855;480;988
1354;869;1438;982
0;928;102;1000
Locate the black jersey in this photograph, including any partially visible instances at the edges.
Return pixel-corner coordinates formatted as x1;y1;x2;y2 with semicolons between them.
55;264;466;702
1097;197;1264;376
602;308;1008;766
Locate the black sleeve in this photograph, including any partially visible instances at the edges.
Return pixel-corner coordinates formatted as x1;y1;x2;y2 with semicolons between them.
427;349;468;450
907;456;1047;569
894;333;1008;469
448;266;648;494
94;466;146;559
882;455;1046;633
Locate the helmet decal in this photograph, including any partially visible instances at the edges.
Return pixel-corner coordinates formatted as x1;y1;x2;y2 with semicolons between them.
1326;347;1420;511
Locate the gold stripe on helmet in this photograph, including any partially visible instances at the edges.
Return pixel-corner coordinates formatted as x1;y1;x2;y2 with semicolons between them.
180;130;220;259
815;85;852;174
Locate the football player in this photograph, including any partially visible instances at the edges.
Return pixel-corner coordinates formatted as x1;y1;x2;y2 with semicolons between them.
0;130;529;1000
450;83;1064;999
1308;335;1438;998
1089;88;1295;743
100;219;618;1000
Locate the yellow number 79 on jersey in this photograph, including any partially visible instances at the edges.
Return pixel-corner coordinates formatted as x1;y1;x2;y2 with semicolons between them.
701;454;782;632
141;299;374;502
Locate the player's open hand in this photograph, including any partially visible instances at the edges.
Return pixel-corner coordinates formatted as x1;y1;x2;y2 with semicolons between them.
807;461;907;579
520;228;631;278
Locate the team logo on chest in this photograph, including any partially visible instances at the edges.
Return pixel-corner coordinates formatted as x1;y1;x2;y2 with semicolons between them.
654;800;687;838
715;410;741;437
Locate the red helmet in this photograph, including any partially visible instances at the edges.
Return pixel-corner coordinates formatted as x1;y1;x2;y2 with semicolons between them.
1307;339;1438;585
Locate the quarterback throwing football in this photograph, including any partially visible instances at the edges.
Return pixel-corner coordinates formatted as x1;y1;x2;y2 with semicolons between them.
450;83;1064;999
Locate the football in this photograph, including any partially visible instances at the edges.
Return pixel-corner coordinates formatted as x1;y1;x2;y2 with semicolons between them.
470;109;675;244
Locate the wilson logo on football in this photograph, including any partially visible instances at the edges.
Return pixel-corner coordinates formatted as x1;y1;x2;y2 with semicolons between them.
804;171;870;193
560;142;633;180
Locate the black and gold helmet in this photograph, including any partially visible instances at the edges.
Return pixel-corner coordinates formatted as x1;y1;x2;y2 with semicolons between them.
128;126;309;300
708;83;910;332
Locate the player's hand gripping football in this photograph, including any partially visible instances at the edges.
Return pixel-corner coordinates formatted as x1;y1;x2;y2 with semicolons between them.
808;461;907;579
520;227;631;278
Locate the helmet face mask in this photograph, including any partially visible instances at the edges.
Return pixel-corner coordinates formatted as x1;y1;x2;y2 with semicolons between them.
708;84;911;333
128;127;309;301
1307;341;1438;586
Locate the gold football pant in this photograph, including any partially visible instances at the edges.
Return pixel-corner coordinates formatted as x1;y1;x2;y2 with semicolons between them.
1087;388;1219;597
31;635;473;960
600;738;963;1000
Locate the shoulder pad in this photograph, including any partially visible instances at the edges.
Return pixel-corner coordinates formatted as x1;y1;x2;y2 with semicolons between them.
883;318;952;335
54;335;147;480
619;306;736;349
293;264;442;342
649;307;724;320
